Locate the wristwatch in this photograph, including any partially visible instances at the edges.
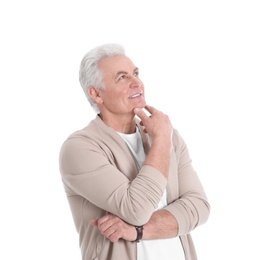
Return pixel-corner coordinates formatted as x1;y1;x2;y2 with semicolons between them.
132;225;144;243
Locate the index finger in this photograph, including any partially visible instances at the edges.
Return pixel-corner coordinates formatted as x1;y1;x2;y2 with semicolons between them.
144;105;156;115
133;107;149;121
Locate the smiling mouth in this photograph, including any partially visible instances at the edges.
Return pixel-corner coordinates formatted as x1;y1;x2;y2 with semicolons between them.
129;92;143;99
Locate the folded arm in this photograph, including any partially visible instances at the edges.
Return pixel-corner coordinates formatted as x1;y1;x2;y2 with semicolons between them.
90;209;178;243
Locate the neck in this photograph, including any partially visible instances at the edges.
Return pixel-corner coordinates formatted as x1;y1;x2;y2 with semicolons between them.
99;113;137;134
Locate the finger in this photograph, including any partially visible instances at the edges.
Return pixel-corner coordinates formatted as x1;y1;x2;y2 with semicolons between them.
97;215;108;225
90;219;98;227
144;105;156;115
108;230;121;243
133;108;149;121
97;214;118;232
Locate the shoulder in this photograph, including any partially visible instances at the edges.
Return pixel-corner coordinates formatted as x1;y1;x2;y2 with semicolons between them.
60;115;126;156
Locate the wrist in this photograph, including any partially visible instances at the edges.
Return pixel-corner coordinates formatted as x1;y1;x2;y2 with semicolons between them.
132;225;144;243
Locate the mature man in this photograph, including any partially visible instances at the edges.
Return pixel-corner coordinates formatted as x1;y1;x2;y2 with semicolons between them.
59;43;210;260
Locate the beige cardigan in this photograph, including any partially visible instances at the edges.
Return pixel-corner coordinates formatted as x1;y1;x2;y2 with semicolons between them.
59;115;210;260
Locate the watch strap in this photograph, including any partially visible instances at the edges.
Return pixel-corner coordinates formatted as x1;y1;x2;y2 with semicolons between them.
132;225;143;243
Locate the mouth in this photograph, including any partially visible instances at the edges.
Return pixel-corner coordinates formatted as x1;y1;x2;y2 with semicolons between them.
129;91;143;99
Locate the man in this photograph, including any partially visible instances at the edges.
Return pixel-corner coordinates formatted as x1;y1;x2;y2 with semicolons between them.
59;43;210;260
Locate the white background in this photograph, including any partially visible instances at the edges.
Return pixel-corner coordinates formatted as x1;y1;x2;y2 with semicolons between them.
1;1;261;259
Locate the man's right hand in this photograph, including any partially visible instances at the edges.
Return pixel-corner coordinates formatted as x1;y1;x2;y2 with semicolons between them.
134;105;173;178
134;105;173;148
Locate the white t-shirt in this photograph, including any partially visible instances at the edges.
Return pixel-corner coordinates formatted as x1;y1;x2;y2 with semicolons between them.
118;128;185;260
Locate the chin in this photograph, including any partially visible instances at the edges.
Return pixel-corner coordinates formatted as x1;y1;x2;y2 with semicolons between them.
137;100;147;109
137;104;146;109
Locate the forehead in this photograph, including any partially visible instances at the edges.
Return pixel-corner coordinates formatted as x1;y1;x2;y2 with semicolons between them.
98;55;136;74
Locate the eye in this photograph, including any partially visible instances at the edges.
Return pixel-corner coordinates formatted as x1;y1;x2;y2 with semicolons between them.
117;74;127;81
134;70;139;77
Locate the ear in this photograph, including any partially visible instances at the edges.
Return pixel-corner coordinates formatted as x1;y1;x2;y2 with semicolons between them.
88;87;104;104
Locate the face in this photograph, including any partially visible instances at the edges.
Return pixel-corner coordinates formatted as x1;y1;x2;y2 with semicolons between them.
96;55;146;117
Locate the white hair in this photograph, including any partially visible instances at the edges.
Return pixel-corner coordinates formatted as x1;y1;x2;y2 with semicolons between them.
79;43;126;113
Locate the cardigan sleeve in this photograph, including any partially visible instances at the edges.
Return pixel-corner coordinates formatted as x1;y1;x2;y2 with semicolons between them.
59;135;167;226
164;130;211;235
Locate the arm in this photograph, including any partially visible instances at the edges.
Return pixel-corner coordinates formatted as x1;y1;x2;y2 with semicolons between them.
134;105;173;179
90;209;178;243
59;106;173;225
91;129;210;242
164;130;210;235
143;209;178;239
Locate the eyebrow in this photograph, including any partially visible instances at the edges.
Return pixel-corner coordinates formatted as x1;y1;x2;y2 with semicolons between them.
115;67;139;77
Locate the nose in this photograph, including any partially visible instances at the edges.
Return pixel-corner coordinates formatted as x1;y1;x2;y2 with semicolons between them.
130;75;142;88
